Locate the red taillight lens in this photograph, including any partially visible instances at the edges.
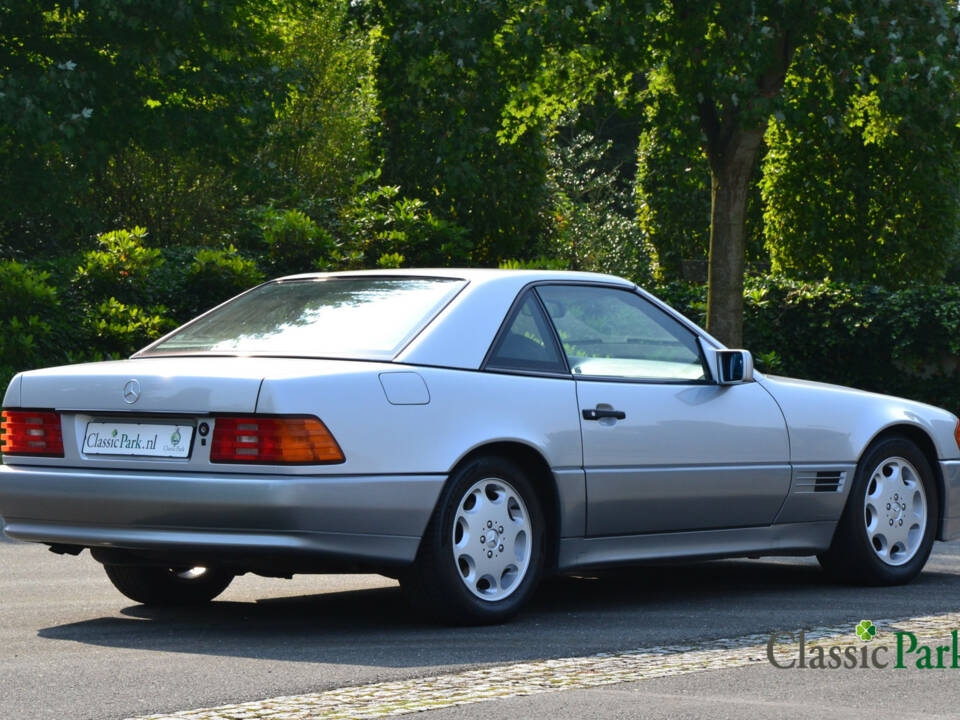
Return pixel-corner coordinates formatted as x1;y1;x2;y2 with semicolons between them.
1;410;64;457
210;416;344;464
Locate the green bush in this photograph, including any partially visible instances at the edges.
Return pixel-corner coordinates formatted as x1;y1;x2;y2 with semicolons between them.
543;130;656;285
654;278;960;412
81;298;177;360
743;279;960;412
67;227;180;360
179;245;265;317
73;227;164;307
499;257;569;271
260;208;338;276
0;261;65;392
342;184;471;267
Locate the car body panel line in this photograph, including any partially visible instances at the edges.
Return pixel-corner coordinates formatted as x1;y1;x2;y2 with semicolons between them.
758;374;960;464
938;460;960;541
252;377;266;413
772;463;857;525
0;464;445;541
756;375;796;524
1;521;421;565
557;521;837;571
552;467;586;538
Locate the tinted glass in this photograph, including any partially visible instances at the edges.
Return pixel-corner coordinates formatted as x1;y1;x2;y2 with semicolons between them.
486;293;566;373
536;285;706;381
144;277;465;359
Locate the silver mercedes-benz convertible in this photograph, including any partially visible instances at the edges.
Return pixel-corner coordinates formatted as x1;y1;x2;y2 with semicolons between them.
2;269;959;624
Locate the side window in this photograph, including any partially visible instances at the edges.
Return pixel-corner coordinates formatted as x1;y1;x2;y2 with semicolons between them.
486;292;567;373
536;285;706;381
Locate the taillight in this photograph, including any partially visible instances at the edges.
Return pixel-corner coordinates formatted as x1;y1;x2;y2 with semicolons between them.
210;416;344;464
1;410;64;457
955;417;960;454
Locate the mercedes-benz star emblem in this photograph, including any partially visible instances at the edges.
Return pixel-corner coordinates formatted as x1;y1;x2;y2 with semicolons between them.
122;379;141;404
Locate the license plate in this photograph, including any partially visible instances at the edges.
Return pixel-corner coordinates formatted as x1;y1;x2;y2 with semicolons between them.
83;422;193;458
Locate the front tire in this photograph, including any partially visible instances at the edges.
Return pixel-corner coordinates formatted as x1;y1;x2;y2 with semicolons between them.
104;565;234;605
818;436;938;585
400;456;545;625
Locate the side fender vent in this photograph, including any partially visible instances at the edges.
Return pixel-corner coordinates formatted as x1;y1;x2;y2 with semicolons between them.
795;470;847;493
814;471;845;493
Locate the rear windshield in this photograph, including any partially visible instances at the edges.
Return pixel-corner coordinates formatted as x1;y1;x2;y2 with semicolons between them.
141;276;465;359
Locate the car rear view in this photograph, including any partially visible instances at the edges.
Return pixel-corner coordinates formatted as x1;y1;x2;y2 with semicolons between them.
0;275;465;604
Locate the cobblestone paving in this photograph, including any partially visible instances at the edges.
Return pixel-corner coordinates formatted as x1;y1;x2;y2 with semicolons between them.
128;611;960;720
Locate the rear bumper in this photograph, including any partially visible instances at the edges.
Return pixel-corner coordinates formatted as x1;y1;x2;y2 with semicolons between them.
0;463;445;566
939;460;960;541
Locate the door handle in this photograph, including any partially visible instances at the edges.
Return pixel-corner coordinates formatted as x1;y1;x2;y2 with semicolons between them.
582;408;626;421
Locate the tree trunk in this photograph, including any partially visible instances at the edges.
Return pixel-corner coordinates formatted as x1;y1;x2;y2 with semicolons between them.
705;127;764;347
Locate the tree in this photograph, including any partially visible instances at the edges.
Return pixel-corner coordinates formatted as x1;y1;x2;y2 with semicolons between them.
253;1;379;210
761;49;960;284
540;114;655;283
369;0;549;264
0;0;288;254
500;0;960;346
635;94;766;283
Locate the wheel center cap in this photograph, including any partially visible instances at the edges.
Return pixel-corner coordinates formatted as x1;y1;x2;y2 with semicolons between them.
887;495;906;522
487;529;499;548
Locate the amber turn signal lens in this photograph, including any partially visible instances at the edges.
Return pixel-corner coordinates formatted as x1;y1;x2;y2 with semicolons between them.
210;416;344;464
1;410;64;457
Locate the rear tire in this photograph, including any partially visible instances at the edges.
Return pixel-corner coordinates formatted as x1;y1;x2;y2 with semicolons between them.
818;436;937;585
400;456;545;625
104;565;234;605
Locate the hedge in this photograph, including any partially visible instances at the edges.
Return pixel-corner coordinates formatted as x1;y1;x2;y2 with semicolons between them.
655;278;960;413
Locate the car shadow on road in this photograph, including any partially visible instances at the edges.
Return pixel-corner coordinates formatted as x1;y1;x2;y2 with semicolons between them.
37;558;960;668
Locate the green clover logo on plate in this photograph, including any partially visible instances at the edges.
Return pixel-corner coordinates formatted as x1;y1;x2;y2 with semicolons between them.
170;429;181;446
111;429;118;437
856;620;877;641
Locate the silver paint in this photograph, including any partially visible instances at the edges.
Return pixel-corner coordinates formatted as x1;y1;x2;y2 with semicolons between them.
939;460;960;540
773;464;857;524
0;464;443;559
378;372;431;405
1;269;958;575
576;380;790;535
558;522;837;570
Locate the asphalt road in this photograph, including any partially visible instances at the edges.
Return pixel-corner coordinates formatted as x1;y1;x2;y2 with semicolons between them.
3;531;960;720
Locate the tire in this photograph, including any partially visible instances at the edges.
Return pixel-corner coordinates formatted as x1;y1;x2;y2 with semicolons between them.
818;436;938;585
103;565;234;605
400;455;545;625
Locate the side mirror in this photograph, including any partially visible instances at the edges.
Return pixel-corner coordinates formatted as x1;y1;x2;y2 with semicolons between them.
716;349;754;384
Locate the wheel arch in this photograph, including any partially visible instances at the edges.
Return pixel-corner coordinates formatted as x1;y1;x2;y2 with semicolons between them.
860;423;946;540
444;441;562;571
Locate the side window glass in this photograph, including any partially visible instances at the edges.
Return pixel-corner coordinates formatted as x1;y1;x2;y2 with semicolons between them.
486;292;567;373
536;285;706;381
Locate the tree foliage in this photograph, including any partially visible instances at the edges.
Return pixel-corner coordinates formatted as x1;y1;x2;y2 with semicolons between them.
761;46;960;284
370;0;549;264
5;0;960;403
0;0;291;254
537;120;654;283
657;276;960;412
499;0;960;344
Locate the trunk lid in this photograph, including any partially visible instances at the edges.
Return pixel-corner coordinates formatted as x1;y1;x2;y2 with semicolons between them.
16;357;279;413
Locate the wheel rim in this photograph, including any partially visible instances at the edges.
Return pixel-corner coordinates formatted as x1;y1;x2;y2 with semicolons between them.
863;456;927;566
452;477;532;601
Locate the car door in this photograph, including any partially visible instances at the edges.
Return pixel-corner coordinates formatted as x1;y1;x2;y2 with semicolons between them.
536;284;791;536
